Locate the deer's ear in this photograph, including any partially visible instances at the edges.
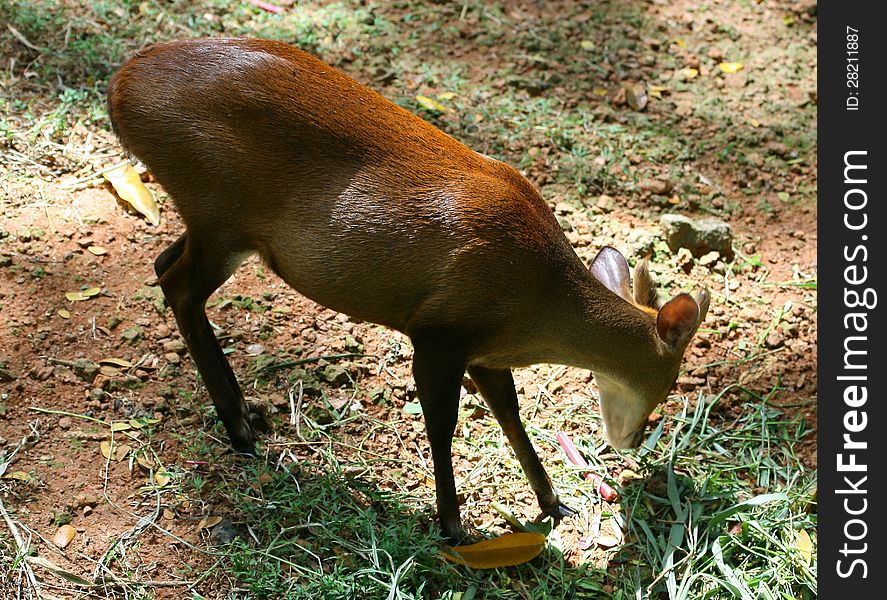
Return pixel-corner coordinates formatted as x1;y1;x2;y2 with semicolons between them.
657;293;701;348
590;246;631;302
633;259;659;310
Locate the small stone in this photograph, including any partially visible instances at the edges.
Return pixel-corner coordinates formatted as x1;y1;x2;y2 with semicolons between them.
596;194;615;213
164;352;181;364
34;366;54;381
765;331;785;349
322;365;351;386
208;519;242;546
660;214;734;258
698;251;720;267
89;388;106;403
162;339;186;354
72;359;99;383
121;325;143;344
83;506;93;517
58;417;73;429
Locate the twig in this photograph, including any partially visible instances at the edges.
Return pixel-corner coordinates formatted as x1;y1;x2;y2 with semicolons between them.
256;353;375;373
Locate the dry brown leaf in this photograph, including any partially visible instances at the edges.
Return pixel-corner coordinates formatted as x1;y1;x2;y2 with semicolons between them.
53;525;77;549
100;357;133;368
155;471;172;486
103;163;161;225
198;516;224;530
136;455;156;470
440;532;546;569
100;365;121;377
114;443;132;461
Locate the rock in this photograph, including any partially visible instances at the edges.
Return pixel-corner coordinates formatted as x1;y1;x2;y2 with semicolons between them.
0;367;17;382
164;352;181;364
121;326;144;344
627;229;656;258
208;518;242;546
322;364;351;386
698;251;720;268
765;331;785;349
660;214;733;258
675;248;694;272
58;417;73;429
162;339;186;354
596;194;615;213
89;388;106;403
53;525;77;549
72;359;99;383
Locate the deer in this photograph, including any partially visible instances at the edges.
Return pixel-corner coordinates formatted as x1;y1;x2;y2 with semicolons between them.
107;37;709;543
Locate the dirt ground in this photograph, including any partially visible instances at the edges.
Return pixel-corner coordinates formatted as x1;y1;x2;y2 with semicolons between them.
0;0;816;597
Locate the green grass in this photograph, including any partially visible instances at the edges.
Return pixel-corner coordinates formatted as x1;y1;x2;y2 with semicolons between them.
1;1;816;597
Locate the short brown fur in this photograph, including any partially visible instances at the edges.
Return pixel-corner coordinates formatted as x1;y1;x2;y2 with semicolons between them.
108;37;709;542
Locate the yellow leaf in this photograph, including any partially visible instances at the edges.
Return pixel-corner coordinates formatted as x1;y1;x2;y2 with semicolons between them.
592;87;608;96
2;471;34;482
783;15;794;26
718;62;744;74
648;85;668;99
111;422;132;432
100;441;114;460
748;117;761;128
580;39;595;50
87;246;107;256
794;529;813;565
415;95;449;112
679;68;699;79
674;38;687;48
53;525;77;549
437;92;456;100
57;309;71;319
440;532;546;569
65;291;87;302
103;163;160;226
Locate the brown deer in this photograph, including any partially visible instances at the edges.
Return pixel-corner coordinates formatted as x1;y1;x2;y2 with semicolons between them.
108;37;709;542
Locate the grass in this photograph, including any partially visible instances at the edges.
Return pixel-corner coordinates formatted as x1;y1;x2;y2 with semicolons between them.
1;0;816;597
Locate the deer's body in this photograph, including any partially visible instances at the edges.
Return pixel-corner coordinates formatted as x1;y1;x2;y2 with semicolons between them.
108;38;709;541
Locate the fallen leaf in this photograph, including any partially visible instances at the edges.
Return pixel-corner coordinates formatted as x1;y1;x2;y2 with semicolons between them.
129;417;161;429
26;556;93;586
415;95;449;112
54;525;77;549
136;455;156;470
748;117;761;127
155;471;172;486
718;62;744;74
580;39;595;50
87;246;107;256
100;441;114;460
437;91;456;100
2;471;34;483
648;85;669;99
592;87;608;97
58;309;71;319
679;68;699;79
65;287;101;302
100;357;133;368
440;532;546;569
114;443;132;461
198;516;224;530
103;163;161;226
100;365;121;377
674;38;687;48
777;192;791;202
794;529;813;565
596;535;620;548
